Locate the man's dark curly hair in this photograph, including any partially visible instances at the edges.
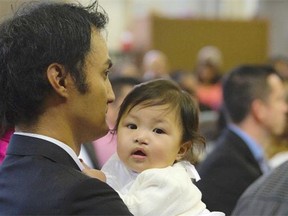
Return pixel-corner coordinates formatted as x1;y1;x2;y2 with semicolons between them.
0;0;108;135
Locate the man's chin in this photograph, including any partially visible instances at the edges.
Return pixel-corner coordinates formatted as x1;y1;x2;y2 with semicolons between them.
95;125;110;139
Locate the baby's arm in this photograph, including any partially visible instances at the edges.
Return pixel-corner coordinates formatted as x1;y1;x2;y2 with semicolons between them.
122;166;208;216
81;160;106;182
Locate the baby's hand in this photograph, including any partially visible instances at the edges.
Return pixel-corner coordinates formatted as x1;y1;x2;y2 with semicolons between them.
81;159;106;182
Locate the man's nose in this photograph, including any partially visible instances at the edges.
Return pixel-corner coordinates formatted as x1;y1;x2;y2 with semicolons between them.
107;80;115;104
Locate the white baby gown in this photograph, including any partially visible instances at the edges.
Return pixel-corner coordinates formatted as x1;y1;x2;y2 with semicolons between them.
102;154;225;216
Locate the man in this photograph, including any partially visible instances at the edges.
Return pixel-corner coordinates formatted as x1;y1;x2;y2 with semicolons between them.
195;65;288;215
0;1;132;215
232;82;288;216
232;160;288;216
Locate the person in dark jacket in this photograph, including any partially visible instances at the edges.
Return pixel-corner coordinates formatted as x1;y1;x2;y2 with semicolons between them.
0;1;132;215
232;160;288;216
195;64;288;215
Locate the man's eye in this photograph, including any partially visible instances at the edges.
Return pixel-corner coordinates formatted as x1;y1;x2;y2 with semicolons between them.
153;128;165;134
127;124;137;129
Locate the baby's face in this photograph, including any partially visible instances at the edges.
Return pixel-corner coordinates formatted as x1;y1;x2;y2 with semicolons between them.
117;104;183;173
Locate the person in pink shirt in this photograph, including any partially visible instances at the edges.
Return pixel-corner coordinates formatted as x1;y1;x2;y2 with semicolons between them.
194;46;223;111
194;61;222;111
0;128;14;164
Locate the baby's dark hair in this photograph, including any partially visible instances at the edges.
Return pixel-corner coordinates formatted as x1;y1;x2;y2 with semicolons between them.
115;78;205;163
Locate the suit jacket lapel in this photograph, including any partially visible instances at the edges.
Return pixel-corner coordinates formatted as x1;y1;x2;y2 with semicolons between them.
7;134;80;171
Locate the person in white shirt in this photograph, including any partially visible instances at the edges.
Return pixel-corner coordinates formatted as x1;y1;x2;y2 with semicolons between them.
83;79;224;216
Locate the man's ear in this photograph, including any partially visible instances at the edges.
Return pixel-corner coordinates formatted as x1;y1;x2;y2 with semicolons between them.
176;141;192;161
251;99;266;123
46;63;69;97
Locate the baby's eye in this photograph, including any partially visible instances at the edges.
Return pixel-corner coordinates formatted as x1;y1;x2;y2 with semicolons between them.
153;128;165;134
127;124;137;129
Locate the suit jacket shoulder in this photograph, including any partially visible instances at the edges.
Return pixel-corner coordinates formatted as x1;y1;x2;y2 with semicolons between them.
0;135;132;215
232;161;288;216
195;128;262;215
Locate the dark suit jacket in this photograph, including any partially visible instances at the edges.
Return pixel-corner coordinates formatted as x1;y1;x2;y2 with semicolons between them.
0;134;132;215
195;128;263;215
232;161;288;216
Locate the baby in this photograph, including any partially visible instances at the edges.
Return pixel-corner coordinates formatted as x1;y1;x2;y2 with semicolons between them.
83;79;224;216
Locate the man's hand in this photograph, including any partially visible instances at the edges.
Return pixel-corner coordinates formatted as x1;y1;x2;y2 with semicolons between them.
80;159;106;182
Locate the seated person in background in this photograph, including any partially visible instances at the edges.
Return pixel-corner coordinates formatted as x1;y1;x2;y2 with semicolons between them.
83;79;225;216
142;49;170;81
194;46;223;111
93;76;141;167
194;61;222;111
170;69;211;111
116;61;142;79
195;64;288;215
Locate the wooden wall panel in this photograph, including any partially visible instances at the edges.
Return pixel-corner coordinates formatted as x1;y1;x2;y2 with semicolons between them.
151;16;269;73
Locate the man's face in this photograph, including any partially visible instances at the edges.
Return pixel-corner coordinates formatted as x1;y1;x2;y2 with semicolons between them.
68;29;115;143
262;74;288;136
107;84;134;127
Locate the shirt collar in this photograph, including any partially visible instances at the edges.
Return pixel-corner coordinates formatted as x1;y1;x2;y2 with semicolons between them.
228;124;265;162
14;132;84;171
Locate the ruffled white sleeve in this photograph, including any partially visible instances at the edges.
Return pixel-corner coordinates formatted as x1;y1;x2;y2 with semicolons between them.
121;162;208;216
102;156;224;216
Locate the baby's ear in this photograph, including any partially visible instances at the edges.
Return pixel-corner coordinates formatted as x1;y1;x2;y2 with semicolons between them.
176;141;192;161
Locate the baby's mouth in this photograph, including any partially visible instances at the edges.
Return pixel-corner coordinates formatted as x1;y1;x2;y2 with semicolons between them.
133;150;146;156
131;149;147;159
